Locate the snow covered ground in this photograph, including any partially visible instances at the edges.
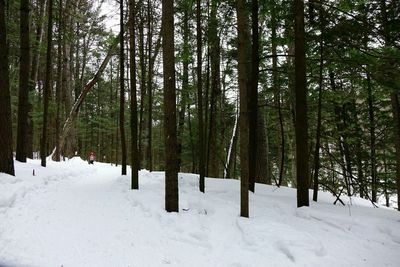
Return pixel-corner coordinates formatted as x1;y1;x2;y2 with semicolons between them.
1;158;399;267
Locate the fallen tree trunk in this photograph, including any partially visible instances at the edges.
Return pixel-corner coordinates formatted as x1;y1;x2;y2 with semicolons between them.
52;31;122;160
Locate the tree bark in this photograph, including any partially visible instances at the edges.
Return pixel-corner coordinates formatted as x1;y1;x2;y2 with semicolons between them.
207;0;220;178
391;93;400;211
248;0;259;192
237;0;249;217
294;0;309;207
16;0;30;162
197;0;205;192
162;0;179;212
54;0;63;162
146;0;153;171
0;0;14;175
312;1;324;201
129;0;139;189
40;0;54;167
120;0;127;175
177;2;190;171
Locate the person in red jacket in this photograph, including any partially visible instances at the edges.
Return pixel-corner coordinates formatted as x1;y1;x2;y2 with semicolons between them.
88;151;96;164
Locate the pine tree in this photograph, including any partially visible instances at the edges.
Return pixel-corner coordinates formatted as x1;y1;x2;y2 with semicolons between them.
16;0;30;162
237;0;249;217
294;0;309;207
120;0;127;175
162;0;179;212
40;0;54;167
129;0;139;189
0;0;15;176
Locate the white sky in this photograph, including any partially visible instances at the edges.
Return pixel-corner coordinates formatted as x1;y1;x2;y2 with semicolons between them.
99;0;120;34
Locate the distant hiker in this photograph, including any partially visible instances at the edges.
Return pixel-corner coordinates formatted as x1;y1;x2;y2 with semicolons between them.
88;151;96;164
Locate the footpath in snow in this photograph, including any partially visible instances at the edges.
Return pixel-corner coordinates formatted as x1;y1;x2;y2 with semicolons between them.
1;158;400;267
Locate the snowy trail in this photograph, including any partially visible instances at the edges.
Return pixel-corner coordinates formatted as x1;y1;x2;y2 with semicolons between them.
1;158;400;267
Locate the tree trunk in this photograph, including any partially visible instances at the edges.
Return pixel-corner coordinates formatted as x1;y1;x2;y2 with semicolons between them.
41;0;54;167
120;0;127;175
237;0;249;217
248;0;258;192
138;6;146;168
366;72;377;202
197;0;205;192
54;0;63;162
0;0;14;175
16;0;30;162
207;0;221;178
177;3;190;171
271;2;284;187
146;0;153;171
312;1;324;201
391;93;400;211
162;0;179;212
62;0;77;158
129;0;139;189
225;101;239;179
294;0;309;207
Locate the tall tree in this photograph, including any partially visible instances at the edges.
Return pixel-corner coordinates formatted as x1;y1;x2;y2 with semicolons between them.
312;0;324;202
237;0;249;217
129;0;139;189
379;0;399;209
40;0;54;167
177;0;191;172
0;0;14;175
120;0;127;175
207;0;221;178
16;0;30;162
146;0;153;171
162;0;179;212
197;0;205;192
294;0;309;207
248;0;259;192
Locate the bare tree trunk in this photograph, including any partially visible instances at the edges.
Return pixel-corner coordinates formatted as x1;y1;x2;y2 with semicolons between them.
16;0;30;162
0;0;14;175
237;0;249;217
391;93;400;211
366;72;377;202
129;0;139;189
146;0;153;171
225;100;238;179
271;2;284;187
207;0;221;178
162;0;179;212
177;2;190;171
120;0;127;175
54;0;63;162
41;0;54;167
294;0;309;207
197;0;205;192
312;1;324;201
61;0;77;158
138;5;146;168
248;0;259;192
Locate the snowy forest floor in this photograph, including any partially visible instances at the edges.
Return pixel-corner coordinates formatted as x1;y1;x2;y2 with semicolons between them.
1;158;400;267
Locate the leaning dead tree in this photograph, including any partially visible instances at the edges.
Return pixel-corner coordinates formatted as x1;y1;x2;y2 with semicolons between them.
52;31;122;160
